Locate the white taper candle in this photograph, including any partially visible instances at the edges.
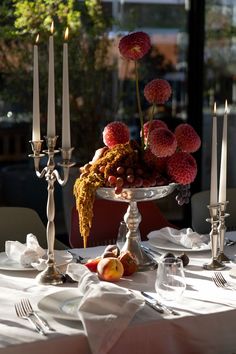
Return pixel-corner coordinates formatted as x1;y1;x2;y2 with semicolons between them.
210;102;218;205
47;21;55;137
218;100;228;203
32;34;40;141
62;27;71;149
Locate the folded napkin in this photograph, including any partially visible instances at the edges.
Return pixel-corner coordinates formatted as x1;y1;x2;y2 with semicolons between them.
148;227;209;249
67;263;144;354
5;234;45;268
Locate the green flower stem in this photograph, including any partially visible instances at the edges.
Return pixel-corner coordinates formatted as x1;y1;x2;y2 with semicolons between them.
146;103;156;148
135;61;144;150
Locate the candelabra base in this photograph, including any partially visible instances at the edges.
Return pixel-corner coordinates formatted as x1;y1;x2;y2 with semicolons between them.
203;259;226;270
36;264;64;285
217;252;231;263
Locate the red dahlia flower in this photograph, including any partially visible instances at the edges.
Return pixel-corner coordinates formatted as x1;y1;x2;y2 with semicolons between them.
144;79;172;104
118;31;151;61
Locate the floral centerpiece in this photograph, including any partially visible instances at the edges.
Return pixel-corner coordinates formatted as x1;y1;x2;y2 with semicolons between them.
74;31;201;248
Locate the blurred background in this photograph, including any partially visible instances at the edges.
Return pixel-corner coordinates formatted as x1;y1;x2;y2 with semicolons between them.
0;0;235;245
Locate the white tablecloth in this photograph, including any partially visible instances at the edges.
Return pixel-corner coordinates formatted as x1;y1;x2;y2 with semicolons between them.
1;239;236;354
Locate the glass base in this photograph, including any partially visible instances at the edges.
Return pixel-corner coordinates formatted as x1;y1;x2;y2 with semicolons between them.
35;264;64;285
203;259;226;270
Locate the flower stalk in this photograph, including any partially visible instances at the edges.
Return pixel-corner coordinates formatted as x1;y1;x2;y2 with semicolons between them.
135;61;144;150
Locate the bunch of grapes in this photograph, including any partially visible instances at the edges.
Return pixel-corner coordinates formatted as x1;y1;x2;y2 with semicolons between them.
175;184;191;205
99;161;168;195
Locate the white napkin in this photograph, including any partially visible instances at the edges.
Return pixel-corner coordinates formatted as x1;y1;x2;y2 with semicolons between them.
5;234;45;268
148;227;209;249
66;263;144;354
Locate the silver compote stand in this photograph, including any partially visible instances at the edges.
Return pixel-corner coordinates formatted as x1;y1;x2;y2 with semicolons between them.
97;183;177;271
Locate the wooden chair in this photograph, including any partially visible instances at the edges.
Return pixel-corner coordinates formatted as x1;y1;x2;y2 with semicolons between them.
70;198;177;248
191;188;236;234
0;207;66;251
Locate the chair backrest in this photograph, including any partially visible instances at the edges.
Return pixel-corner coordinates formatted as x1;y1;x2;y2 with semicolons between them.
191;188;236;234
0;207;65;251
70;198;177;248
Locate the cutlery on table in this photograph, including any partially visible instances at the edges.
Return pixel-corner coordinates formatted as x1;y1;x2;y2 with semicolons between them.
141;291;180;316
144;299;164;314
15;302;46;336
212;272;236;290
141;245;162;256
20;298;54;331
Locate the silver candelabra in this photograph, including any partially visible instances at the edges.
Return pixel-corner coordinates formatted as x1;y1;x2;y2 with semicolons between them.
29;136;75;285
217;201;230;263
203;204;225;270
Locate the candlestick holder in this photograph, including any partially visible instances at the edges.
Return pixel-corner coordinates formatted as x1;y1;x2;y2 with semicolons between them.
217;201;230;263
203;204;225;270
29;136;75;285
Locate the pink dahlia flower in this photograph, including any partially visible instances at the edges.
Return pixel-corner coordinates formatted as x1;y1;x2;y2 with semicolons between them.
102;121;130;148
175;123;201;153
167;152;197;185
142;119;168;142
118;31;151;61
149;128;177;157
144;79;172;104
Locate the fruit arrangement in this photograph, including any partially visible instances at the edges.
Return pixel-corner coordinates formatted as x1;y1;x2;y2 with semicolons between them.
161;252;190;267
74;31;201;248
84;245;138;282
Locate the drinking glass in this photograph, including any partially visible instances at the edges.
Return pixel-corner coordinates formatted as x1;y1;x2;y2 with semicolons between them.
155;257;186;302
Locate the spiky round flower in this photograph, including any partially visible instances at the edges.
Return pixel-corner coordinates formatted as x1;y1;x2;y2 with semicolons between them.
149;128;177;157
118;31;151;61
142;119;168;142
167;152;197;185
144;79;172;104
175;123;201;153
102;121;130;148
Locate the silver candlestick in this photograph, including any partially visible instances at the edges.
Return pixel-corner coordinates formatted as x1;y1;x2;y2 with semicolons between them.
217;201;230;263
203;204;225;270
29;136;75;285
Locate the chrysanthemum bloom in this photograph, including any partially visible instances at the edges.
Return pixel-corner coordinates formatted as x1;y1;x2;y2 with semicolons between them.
149;128;177;157
102;121;130;148
118;31;151;61
175;123;201;153
144;79;172;104
167;152;197;185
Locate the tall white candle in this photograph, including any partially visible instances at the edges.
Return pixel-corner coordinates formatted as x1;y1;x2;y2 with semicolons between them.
32;34;40;141
218;100;228;203
47;21;55;137
210;102;218;205
62;27;71;149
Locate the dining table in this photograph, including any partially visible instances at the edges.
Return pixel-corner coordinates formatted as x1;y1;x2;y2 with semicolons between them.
0;235;236;354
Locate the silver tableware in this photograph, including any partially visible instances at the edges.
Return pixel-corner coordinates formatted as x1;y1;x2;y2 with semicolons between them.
97;184;177;271
141;291;180;316
15;302;46;335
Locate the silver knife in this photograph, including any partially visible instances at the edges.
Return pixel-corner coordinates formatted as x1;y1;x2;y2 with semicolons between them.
141;291;180;316
141;245;162;256
144;299;164;314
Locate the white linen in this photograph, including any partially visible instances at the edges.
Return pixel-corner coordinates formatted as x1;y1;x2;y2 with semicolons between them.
148;227;209;249
5;233;45;268
66;263;144;354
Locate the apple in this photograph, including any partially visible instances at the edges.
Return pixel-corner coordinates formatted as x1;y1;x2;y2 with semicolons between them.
97;257;124;282
85;257;101;272
118;251;138;276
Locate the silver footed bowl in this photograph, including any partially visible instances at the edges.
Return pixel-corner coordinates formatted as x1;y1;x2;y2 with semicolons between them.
96;183;178;271
96;183;177;202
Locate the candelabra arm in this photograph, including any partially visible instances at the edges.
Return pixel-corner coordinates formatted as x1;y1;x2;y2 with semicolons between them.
53;168;69;186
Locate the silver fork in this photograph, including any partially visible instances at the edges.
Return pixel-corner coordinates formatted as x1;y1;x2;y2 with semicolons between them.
21;298;53;331
212;272;236;290
15;302;46;335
